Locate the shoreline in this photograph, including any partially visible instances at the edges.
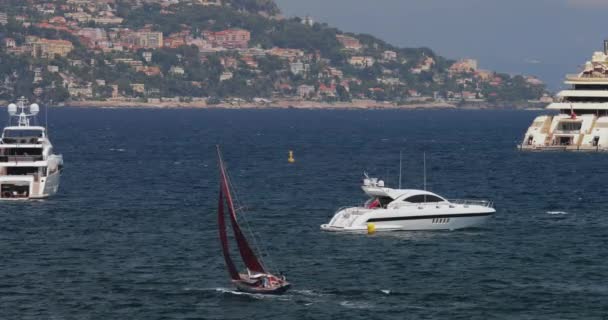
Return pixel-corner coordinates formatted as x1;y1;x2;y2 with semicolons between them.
58;99;545;110
62;99;457;110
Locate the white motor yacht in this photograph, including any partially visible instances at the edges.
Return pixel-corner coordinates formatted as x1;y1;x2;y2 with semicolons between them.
0;98;63;200
321;177;495;232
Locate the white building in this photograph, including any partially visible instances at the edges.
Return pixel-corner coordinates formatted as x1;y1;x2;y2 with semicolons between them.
220;71;233;81
382;50;397;61
142;51;152;63
297;85;315;98
301;15;314;26
290;62;309;75
169;66;185;75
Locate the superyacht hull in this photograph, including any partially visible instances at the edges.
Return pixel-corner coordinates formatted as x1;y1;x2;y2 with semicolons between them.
0;170;61;200
519;144;607;152
40;170;61;198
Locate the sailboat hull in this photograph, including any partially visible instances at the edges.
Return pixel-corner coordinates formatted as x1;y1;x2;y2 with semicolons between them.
234;280;291;295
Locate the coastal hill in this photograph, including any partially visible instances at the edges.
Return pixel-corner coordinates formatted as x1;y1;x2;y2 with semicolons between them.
0;0;549;107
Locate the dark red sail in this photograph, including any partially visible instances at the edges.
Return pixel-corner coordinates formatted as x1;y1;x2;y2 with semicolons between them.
218;187;240;280
217;147;267;274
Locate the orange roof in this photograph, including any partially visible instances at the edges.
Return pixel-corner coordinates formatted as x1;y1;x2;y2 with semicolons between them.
210;29;250;36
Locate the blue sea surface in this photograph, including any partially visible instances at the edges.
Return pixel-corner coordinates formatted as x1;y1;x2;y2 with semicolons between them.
0;108;607;319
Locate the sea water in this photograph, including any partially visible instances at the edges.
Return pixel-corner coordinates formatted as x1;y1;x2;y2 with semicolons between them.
0;108;607;319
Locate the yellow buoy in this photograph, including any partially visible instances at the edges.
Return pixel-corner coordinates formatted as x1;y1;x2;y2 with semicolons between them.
367;223;376;235
288;150;295;163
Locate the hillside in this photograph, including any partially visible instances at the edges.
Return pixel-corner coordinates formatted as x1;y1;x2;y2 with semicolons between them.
0;0;548;107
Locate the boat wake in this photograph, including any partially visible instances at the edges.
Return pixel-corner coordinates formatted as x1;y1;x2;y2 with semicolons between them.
546;211;568;215
186;286;397;309
214;287;261;297
339;300;375;309
290;289;329;297
186;287;291;300
215;287;335;303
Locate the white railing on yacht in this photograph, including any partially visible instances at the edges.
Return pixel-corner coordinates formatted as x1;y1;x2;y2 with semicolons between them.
448;199;494;208
342;199;495;211
553;130;580;135
566;74;608;81
336;206;368;214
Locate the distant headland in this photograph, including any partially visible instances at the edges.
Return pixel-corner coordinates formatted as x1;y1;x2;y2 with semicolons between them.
0;0;550;109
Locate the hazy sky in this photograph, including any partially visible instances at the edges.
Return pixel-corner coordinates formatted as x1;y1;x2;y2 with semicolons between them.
274;0;608;89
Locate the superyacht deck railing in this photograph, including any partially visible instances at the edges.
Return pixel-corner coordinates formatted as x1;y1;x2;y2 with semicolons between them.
553;130;581;135
565;74;608;81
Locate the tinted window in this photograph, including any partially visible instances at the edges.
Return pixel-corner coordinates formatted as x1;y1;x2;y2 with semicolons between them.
558;122;581;131
4;129;43;138
378;196;393;208
404;194;444;203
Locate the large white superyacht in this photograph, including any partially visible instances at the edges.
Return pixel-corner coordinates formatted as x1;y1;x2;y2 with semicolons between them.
521;41;608;151
0;98;63;200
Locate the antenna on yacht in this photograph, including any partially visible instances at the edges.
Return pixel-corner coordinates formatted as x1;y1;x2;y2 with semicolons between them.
13;97;35;127
423;152;427;202
398;150;403;189
423;152;427;191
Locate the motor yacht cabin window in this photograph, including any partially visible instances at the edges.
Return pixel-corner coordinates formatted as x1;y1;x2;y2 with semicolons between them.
1;148;42;156
6;167;39;175
563;96;608;103
2;129;44;144
3;129;43;137
404;194;444;203
573;84;608;90
560;109;608;116
0;147;43;162
556;136;573;145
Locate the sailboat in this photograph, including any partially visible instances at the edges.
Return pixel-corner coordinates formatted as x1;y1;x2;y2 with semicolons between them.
216;146;291;295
